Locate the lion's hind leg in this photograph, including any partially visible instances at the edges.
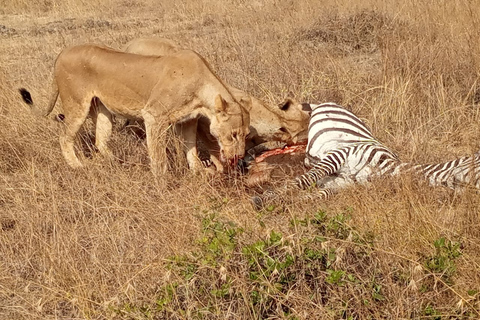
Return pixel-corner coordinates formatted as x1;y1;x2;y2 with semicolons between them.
91;98;114;159
59;97;92;168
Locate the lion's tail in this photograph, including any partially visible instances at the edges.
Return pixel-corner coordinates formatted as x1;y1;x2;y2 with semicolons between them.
19;79;59;117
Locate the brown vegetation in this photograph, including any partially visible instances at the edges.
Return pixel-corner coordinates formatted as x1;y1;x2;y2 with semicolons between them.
1;0;480;319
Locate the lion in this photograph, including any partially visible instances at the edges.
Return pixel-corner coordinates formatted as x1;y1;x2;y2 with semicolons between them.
119;37;312;171
19;44;250;174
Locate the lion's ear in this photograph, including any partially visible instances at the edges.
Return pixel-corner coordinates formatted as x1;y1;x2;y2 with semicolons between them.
278;98;293;111
214;94;227;112
239;96;252;110
301;103;312;115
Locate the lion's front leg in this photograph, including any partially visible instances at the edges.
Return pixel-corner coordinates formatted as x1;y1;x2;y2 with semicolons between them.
144;115;169;175
196;119;224;172
208;155;224;173
175;119;203;172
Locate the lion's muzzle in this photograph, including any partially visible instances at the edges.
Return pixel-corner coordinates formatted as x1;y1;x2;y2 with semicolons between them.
220;149;244;168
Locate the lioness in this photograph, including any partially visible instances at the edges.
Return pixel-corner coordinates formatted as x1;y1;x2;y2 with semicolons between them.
120;37;311;171
19;44;250;174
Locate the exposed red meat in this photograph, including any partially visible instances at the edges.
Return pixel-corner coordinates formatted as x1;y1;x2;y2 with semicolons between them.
254;144;306;163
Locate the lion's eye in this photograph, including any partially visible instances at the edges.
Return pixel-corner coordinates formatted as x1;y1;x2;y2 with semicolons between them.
232;132;238;140
279;127;288;133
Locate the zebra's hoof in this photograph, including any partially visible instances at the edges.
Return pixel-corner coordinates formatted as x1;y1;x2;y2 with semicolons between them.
56;113;65;122
251;195;264;211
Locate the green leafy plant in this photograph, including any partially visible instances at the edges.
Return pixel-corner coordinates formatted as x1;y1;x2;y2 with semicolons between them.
423;305;442;320
198;212;243;266
326;269;346;285
424;237;462;282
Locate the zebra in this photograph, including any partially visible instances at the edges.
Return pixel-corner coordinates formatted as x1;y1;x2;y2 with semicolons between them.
252;102;480;208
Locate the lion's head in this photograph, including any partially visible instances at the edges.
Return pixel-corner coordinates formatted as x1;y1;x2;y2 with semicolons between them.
209;95;250;166
275;98;312;145
247;96;312;147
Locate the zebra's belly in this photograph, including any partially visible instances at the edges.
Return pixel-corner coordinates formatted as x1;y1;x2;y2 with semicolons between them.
319;174;354;190
315;165;373;190
343;159;376;184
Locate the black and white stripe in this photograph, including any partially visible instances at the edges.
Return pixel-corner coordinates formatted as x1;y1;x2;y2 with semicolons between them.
305;103;378;167
295;102;480;197
413;153;480;189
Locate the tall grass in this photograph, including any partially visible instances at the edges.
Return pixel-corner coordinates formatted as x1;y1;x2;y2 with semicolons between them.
1;0;480;319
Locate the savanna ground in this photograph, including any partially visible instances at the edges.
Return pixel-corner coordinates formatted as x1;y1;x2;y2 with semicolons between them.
1;0;480;319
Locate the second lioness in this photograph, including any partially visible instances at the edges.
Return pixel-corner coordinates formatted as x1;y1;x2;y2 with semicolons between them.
122;38;311;171
20;44;249;173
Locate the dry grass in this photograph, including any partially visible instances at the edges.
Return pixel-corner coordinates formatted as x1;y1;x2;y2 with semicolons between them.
1;0;480;319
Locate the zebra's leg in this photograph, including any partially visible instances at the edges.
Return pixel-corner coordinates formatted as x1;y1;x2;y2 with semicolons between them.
295;154;345;189
251;169;341;210
251;150;346;210
251;185;335;211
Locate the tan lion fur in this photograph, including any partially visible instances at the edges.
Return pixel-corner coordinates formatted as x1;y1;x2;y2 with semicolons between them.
121;38;311;171
21;44;250;174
